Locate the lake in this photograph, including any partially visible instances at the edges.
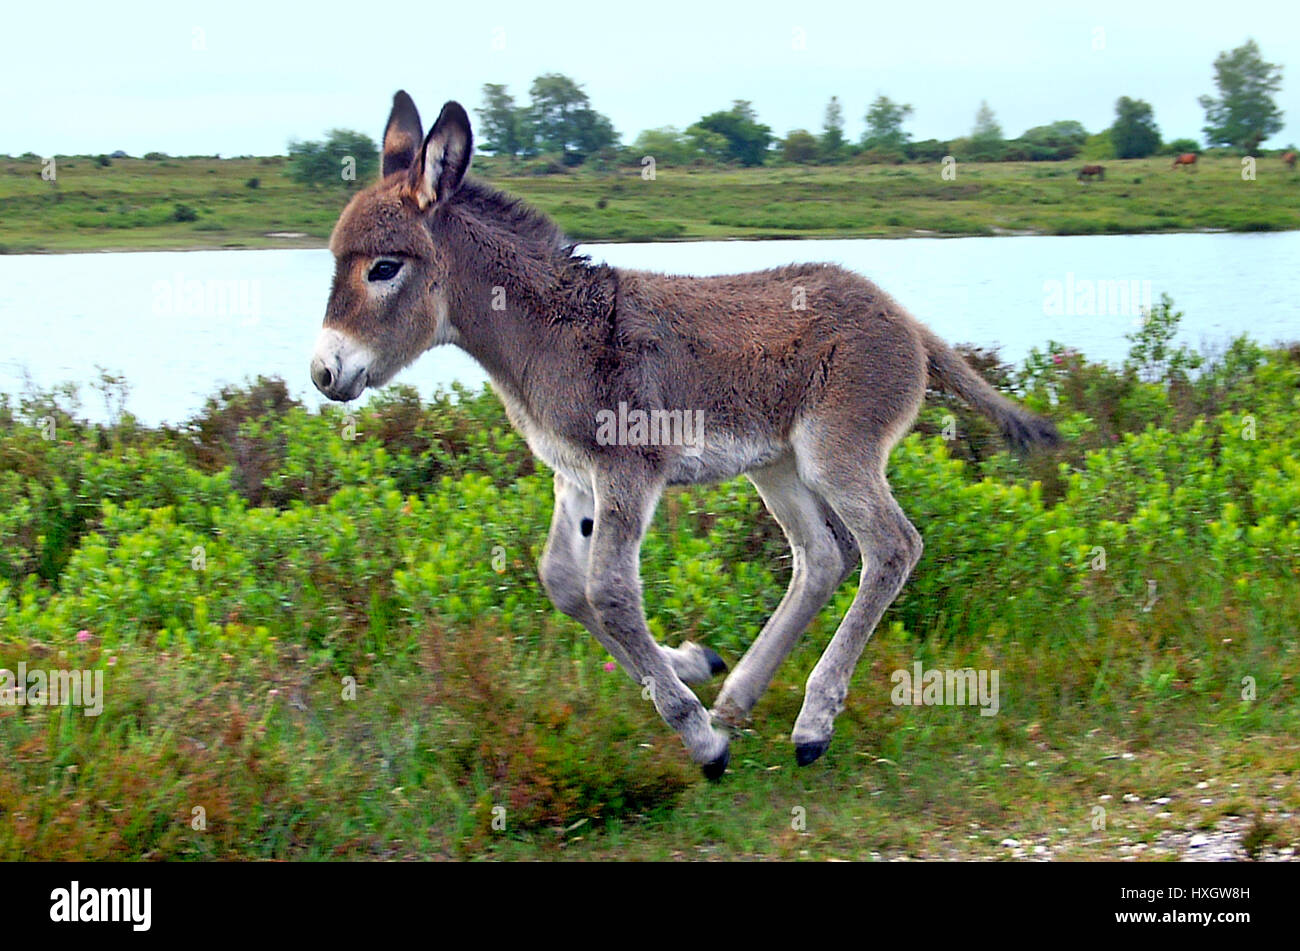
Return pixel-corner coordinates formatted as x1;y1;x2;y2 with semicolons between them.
1;231;1296;425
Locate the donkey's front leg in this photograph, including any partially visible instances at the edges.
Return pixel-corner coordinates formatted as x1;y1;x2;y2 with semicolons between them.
586;474;731;780
539;473;727;685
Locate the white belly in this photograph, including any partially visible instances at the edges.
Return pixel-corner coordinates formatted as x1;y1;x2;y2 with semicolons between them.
493;382;783;491
666;431;786;485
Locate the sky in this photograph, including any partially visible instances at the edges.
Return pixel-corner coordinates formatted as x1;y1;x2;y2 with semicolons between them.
2;0;1296;156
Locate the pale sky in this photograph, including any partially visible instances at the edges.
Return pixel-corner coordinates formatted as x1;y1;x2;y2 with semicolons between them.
2;0;1296;156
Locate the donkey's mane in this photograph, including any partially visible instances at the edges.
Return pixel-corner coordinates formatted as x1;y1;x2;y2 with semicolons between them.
449;176;617;328
453;177;587;265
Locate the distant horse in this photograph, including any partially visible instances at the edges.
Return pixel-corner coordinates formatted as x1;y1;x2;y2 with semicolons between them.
1077;165;1105;182
1172;153;1198;171
1284;151;1298;170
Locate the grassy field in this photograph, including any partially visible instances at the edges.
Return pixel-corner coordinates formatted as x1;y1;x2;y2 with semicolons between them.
2;153;1298;253
1;306;1297;860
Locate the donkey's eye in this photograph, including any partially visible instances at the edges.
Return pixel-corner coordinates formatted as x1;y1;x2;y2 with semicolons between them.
367;260;402;283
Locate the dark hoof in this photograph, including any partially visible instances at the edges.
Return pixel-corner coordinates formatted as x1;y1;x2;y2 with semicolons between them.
702;646;728;678
701;746;730;782
795;739;830;767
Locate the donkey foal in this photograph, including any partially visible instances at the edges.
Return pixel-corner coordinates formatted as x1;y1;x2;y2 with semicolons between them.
311;92;1060;779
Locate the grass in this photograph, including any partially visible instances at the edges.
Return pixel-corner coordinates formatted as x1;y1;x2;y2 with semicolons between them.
1;309;1297;860
2;154;1298;253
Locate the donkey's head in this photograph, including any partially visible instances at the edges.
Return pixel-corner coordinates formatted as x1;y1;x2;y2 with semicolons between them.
311;92;472;401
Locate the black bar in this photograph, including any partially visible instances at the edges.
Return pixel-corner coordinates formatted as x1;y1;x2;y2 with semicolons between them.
3;860;1279;938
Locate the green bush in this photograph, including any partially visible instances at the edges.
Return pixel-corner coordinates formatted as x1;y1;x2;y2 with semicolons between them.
287;129;379;189
2;302;1297;858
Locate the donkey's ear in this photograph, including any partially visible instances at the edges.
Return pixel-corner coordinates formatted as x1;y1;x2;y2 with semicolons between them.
382;91;423;177
409;101;472;210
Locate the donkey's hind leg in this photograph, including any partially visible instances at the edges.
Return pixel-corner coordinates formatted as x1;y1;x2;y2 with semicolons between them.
538;473;726;684
792;463;922;766
711;456;858;726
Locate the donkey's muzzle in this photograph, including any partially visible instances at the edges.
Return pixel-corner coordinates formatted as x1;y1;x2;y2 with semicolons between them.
311;328;373;401
311;356;367;401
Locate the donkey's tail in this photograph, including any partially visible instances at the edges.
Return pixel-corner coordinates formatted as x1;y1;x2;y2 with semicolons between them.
919;328;1060;451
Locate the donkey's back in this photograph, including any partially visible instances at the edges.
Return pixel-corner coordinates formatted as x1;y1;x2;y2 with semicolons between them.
606;262;933;485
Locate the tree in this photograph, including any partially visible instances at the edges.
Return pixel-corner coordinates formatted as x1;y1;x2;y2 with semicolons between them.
1081;130;1116;161
861;95;913;149
288;129;378;187
694;101;773;166
962;101;1004;160
684;124;731;162
630;127;696;166
527;73;618;162
1198;39;1284;154
477;84;528;157
1017;120;1088;159
728;100;762;124
528;73;586;154
780;129;819;164
1020;121;1087;147
569;108;618;158
971;101;1003;143
820;95;846;161
1110;97;1161;158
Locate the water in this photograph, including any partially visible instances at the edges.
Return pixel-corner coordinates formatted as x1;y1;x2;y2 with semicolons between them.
1;231;1296;425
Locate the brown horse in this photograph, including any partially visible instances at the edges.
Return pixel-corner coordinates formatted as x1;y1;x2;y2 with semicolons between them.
1172;152;1198;171
1077;165;1105;182
1284;151;1298;170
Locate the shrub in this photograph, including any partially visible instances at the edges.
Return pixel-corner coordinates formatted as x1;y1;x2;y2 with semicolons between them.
855;147;907;165
2;306;1298;858
522;156;567;176
905;139;951;162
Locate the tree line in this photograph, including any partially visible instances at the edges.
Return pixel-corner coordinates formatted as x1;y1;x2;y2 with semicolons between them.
287;39;1287;185
476;40;1284;169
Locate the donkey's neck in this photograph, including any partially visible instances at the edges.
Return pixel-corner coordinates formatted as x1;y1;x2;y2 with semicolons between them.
443;182;617;411
454;265;616;412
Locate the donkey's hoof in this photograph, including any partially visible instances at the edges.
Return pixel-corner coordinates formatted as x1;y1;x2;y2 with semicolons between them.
794;739;830;767
673;642;728;684
701;746;730;782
